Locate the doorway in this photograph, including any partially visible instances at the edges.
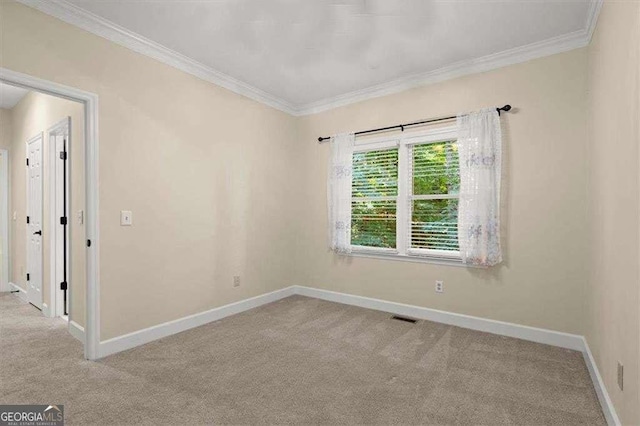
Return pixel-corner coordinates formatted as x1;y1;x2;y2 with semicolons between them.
0;68;99;360
11;95;78;323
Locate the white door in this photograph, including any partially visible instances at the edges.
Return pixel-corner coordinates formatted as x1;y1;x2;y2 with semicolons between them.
27;134;43;309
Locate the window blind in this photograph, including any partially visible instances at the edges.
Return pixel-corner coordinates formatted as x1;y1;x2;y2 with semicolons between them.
345;129;461;261
408;141;460;253
351;148;398;249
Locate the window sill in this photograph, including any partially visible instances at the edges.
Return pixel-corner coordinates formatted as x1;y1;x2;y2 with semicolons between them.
346;249;475;268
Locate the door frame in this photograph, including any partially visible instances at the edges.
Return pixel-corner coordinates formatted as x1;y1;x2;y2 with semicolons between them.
48;117;71;320
0;68;99;360
25;132;44;309
0;148;9;292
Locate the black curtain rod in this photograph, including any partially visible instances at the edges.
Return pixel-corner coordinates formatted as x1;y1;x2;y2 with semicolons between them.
317;105;512;143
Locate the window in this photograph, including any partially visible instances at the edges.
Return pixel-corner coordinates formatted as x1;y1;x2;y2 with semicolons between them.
351;148;398;249
349;127;461;261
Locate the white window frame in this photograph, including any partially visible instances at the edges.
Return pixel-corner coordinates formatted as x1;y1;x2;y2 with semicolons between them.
349;126;464;266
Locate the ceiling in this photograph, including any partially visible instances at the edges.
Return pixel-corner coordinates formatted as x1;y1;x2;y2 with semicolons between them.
22;0;600;114
0;82;29;109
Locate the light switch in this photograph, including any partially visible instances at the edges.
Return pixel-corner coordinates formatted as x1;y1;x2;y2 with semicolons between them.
12;211;16;220
120;210;133;226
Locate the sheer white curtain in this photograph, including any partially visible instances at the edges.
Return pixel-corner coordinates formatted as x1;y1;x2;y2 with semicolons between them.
457;109;502;266
327;133;355;253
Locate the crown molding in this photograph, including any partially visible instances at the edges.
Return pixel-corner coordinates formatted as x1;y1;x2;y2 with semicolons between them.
16;0;603;117
585;0;604;43
297;31;587;115
297;0;603;116
15;0;298;115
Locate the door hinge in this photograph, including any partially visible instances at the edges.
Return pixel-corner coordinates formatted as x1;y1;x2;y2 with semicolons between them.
59;151;67;160
26;158;29;166
60;281;68;291
60;216;68;226
87;239;91;247
26;273;30;281
26;216;30;224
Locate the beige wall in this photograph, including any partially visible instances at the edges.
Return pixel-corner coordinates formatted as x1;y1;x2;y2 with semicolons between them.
0;1;302;340
0;108;10;150
295;49;589;335
586;1;640;424
8;91;86;326
0;108;10;289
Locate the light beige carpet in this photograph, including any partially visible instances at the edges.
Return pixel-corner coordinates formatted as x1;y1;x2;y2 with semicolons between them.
0;292;605;425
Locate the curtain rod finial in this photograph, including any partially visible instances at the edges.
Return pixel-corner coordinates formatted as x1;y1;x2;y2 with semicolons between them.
502;105;512;112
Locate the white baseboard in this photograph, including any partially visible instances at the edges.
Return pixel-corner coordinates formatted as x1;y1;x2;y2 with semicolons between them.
294;286;584;350
98;286;296;358
90;283;619;425
9;282;27;302
69;320;85;344
42;303;51;317
582;339;620;426
293;285;619;425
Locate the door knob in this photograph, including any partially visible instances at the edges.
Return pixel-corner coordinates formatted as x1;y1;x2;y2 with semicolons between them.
33;230;42;235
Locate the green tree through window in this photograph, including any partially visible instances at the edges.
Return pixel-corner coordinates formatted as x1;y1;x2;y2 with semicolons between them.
411;141;460;251
349;139;460;253
351;149;398;248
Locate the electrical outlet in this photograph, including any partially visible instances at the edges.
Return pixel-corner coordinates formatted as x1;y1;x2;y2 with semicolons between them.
618;362;624;391
120;210;133;226
435;280;444;293
233;276;241;287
